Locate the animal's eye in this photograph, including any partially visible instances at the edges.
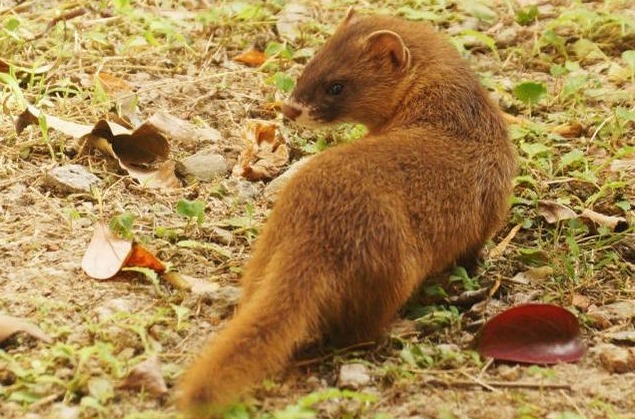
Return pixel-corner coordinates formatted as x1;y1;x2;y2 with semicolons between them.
326;83;344;96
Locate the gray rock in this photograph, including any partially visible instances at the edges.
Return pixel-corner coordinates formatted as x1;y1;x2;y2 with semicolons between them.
44;164;100;193
178;152;228;181
264;157;313;202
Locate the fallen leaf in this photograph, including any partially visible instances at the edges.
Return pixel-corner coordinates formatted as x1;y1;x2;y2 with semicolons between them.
97;72;133;96
121;160;180;189
16;106;178;190
172;274;220;295
475;304;586;364
16;105;93;137
120;355;168;396
232;120;289;181
489;224;522;258
124;243;166;273
0;314;52;344
233;49;266;67
81;222;133;280
147;111;221;145
551;122;583;138
537;200;577;223
509;266;553;285
579;208;629;232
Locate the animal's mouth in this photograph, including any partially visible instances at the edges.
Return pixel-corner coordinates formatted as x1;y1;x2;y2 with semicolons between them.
281;100;324;128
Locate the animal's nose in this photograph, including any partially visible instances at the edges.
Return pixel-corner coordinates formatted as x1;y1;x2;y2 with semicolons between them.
281;103;302;121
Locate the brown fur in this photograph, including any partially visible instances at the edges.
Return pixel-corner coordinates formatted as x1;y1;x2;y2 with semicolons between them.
178;10;516;416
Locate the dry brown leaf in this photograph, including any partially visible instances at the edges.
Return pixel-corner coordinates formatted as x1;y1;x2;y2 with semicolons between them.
579;209;628;232
16;105;93;137
232;120;289;181
81;222;133;280
97;72;133;96
125;243;166;273
147;111;221;144
537;200;577;223
120;355;168;396
552;122;583;138
0;314;52;344
121;160;180;189
502;112;529;126
16;106;178;190
489;223;521;258
233;49;266;67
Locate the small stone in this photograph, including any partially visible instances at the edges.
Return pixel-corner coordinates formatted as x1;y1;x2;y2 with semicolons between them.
222;178;263;202
178;151;228;181
337;363;371;390
607;330;635;345
94;298;135;322
589;301;635;324
44;164;100;193
597;344;635;373
264;157;313;202
51;404;80;419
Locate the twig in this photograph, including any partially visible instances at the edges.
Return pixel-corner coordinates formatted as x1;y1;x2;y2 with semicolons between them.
429;378;572;391
293;341;377;367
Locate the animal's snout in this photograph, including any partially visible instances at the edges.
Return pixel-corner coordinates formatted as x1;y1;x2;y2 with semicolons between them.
281;103;302;121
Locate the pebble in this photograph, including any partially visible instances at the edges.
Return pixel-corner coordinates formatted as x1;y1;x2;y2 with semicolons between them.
44;164;100;193
177;151;228;181
337;363;371;390
597;344;635;373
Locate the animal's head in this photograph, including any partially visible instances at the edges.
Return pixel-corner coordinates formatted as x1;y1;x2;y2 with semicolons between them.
282;9;412;131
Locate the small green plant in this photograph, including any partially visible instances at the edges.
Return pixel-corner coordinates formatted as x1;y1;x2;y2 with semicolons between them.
513;81;548;107
516;5;539;26
176;198;206;225
109;212;136;240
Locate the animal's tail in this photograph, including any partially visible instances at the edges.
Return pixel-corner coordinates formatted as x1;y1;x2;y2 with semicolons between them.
177;272;320;416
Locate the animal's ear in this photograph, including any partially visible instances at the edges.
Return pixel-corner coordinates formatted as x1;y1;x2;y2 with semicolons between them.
364;30;411;71
341;7;358;26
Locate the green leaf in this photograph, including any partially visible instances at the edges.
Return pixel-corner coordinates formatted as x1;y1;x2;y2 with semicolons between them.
516;5;538;26
267;72;295;93
459;29;499;59
459;0;497;24
558;149;585;171
520;142;551;157
265;42;293;59
513;82;548;105
5;18;20;31
176;199;206;224
622;50;635;77
109;212;136;240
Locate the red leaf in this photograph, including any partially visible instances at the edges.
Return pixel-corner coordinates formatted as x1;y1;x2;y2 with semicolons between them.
475;304;586;364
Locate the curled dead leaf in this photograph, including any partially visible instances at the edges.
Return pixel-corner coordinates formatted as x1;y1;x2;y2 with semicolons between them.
232;120;289;181
120;355;168;396
0;314;52;344
579;209;628;233
125;243;166;273
121;160;181;189
551;122;583;138
537;200;577;223
233;49;266;67
81;222;133;280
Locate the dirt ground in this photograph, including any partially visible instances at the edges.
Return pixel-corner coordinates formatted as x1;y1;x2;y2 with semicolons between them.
1;1;634;418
